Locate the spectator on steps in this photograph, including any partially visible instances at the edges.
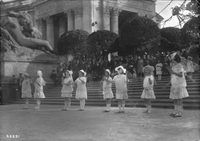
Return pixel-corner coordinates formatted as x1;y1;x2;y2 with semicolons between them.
17;73;24;99
50;69;58;86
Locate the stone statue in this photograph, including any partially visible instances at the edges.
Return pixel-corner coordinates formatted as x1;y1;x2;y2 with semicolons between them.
0;11;56;55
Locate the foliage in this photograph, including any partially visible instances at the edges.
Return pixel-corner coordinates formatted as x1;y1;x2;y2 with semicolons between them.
181;16;200;45
87;30;118;59
57;29;89;56
186;0;200;16
119;16;160;55
159;27;183;51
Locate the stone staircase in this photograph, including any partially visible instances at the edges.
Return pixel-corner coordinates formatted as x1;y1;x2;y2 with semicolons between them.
11;72;200;109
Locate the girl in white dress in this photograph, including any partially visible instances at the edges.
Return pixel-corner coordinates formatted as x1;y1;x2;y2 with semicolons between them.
165;53;189;117
113;66;129;113
141;66;155;114
185;56;195;82
34;70;46;110
102;69;113;112
21;73;32;109
61;70;73;111
75;70;87;111
156;60;163;80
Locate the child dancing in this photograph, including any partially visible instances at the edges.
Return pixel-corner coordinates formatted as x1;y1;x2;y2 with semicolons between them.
61;70;73;111
141;65;156;114
102;69;114;112
75;70;87;111
164;53;189;117
34;70;46;110
113;66;128;113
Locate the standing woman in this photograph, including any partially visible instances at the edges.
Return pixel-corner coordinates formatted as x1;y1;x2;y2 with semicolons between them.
75;70;87;111
102;69;114;112
21;73;32;109
34;70;46;110
113;66;129;113
61;70;73;111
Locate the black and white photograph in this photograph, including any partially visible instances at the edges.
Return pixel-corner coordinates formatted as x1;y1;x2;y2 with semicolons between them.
0;0;199;140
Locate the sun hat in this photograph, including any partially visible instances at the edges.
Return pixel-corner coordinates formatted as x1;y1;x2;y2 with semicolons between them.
66;70;73;76
105;69;111;75
23;72;29;77
80;70;87;76
115;65;126;73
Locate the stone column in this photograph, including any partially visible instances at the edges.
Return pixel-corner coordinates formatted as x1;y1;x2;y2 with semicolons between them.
110;8;121;34
46;17;54;49
74;8;83;30
59;16;66;36
102;6;111;30
66;10;74;31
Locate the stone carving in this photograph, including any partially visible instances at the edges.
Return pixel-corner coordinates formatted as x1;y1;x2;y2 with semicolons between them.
0;11;56;56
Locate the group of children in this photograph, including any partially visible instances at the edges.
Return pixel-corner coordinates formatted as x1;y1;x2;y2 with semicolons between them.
155;55;195;82
20;52;192;117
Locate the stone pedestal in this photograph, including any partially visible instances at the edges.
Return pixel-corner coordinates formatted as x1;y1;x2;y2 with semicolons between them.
0;46;64;104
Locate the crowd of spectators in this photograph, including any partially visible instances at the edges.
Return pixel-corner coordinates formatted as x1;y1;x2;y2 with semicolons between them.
52;50;192;82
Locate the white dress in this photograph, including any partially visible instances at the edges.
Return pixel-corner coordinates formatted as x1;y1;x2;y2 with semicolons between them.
186;60;194;73
156;63;163;75
21;79;32;98
75;77;87;99
61;77;73;98
34;77;46;99
113;74;128;100
102;77;114;99
170;63;189;99
141;75;155;99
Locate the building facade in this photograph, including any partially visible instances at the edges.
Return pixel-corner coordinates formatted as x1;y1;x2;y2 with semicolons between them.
32;0;159;49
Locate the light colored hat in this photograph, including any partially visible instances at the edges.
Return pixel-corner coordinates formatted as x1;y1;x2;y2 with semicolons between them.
171;52;177;60
80;70;87;76
143;65;154;73
23;72;29;77
105;69;111;75
37;70;42;77
66;70;73;76
115;65;126;73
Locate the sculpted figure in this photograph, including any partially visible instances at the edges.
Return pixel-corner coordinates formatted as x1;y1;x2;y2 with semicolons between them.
0;11;55;55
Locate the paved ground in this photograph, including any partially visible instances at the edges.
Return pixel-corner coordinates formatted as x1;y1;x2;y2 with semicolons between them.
0;104;199;141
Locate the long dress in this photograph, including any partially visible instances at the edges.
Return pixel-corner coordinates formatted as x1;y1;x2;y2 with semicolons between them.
75;77;87;99
185;60;194;73
102;77;114;99
113;74;128;100
170;63;189;99
137;59;144;74
21;79;32;98
34;77;46;99
156;63;163;75
141;75;155;99
61;77;73;98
